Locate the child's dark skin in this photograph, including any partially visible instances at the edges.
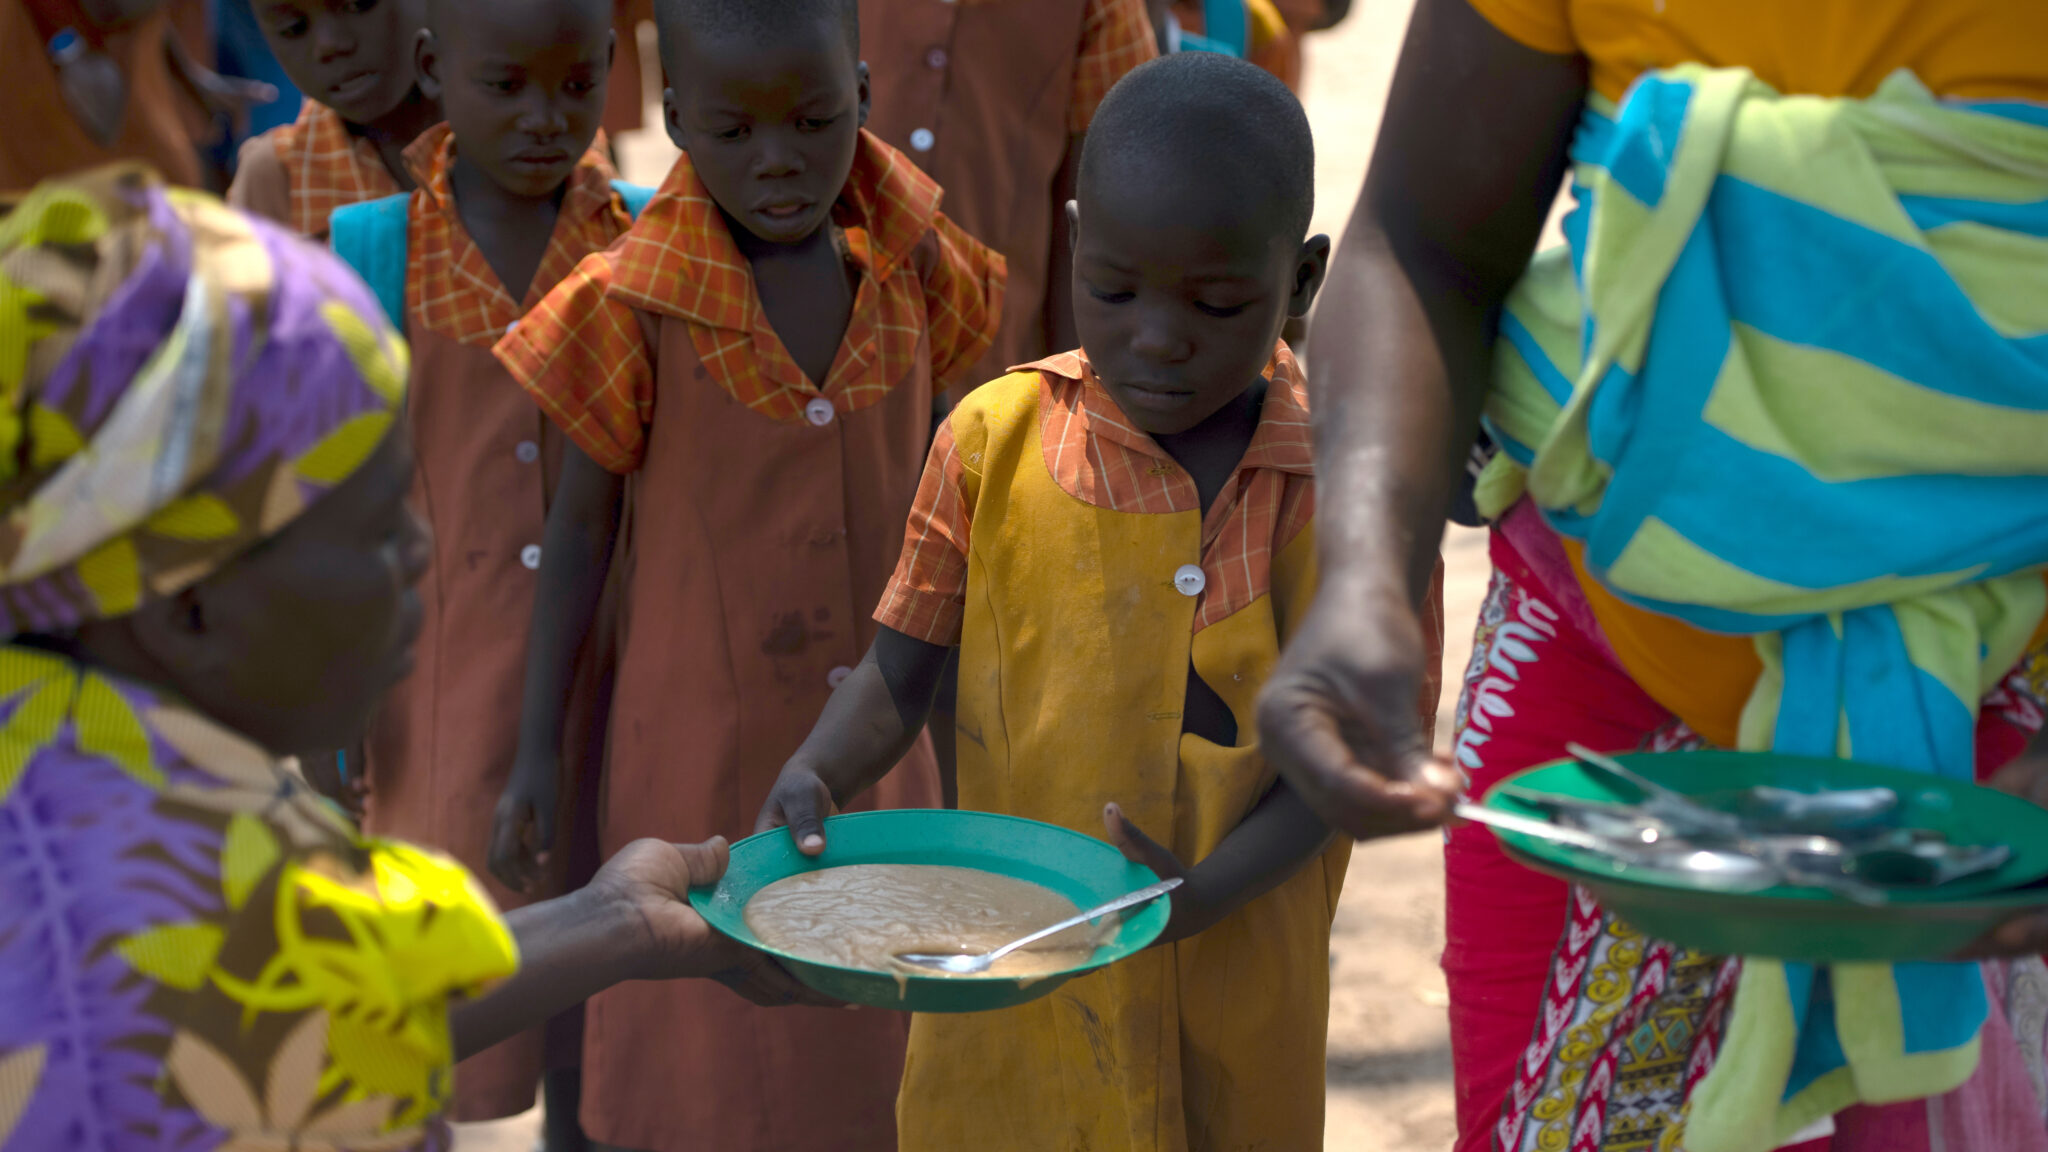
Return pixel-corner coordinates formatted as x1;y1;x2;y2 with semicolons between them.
755;157;1336;946
415;0;614;301
490;13;872;893
256;0;441;189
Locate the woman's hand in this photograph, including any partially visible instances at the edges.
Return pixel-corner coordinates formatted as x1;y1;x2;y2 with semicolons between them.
489;752;560;894
586;838;834;1006
1257;588;1460;841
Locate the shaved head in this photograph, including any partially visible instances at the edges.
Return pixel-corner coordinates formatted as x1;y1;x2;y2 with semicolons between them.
1080;53;1316;246
653;0;859;67
426;0;609;35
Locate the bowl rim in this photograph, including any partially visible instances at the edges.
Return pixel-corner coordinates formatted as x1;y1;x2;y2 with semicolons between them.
1480;749;2048;905
688;809;1172;989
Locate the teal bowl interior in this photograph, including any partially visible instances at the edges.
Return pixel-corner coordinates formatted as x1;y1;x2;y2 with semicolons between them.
1483;750;2048;962
689;809;1169;1013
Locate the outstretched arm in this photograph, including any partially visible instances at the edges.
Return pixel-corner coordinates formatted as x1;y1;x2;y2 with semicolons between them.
756;627;954;853
1258;0;1586;839
1106;778;1332;945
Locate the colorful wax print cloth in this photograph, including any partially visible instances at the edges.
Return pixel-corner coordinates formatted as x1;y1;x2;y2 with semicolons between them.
1445;543;2048;1152
0;165;409;638
1475;67;2048;1147
0;646;517;1152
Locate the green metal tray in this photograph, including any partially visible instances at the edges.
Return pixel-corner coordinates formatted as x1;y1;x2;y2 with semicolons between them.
1483;750;2048;962
690;809;1170;1012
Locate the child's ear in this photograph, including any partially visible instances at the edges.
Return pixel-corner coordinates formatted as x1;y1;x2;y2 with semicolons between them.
1065;200;1080;253
663;88;688;153
1288;233;1333;319
856;61;871;128
414;29;441;101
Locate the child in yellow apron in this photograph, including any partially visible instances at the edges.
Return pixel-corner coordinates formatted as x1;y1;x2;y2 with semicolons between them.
758;53;1441;1151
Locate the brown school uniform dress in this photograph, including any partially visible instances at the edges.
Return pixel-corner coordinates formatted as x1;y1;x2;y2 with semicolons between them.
498;130;1006;1152
228;100;404;240
860;0;1153;385
358;124;635;1123
2;0;207;189
602;0;654;139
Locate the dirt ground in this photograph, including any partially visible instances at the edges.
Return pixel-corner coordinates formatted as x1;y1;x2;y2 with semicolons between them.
456;5;1491;1149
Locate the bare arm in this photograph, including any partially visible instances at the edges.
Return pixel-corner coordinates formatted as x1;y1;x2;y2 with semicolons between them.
756;627;953;853
490;444;625;892
453;839;825;1058
1258;0;1586;838
1107;779;1332;944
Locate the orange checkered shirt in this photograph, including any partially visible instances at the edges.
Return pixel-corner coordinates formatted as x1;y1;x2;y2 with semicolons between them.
1071;0;1161;133
267;100;403;240
877;343;1317;643
400;124;631;345
496;129;1006;474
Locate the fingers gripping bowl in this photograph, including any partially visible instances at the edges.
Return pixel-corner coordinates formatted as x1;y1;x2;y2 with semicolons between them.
689;810;1172;1012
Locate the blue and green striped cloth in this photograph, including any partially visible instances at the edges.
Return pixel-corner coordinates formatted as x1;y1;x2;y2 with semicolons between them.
1478;66;2048;1150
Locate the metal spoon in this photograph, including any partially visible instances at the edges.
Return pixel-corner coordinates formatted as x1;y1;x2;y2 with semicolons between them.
894;878;1183;976
1455;802;1781;893
1566;743;1749;839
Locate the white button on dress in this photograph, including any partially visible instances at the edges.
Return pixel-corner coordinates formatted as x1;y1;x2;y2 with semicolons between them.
520;545;543;570
909;127;936;152
515;440;540;464
1174;564;1206;597
827;665;854;689
805;397;836;426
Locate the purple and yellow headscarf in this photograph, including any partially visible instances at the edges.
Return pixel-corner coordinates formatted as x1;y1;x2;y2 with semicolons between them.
0;165;407;636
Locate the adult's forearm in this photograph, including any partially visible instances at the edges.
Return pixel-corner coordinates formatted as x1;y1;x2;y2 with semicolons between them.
1307;230;1495;609
451;888;639;1060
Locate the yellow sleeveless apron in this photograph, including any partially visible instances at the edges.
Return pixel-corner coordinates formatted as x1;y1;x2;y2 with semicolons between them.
897;373;1346;1152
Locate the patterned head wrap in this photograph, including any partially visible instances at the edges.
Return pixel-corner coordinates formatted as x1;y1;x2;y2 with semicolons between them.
0;165;408;637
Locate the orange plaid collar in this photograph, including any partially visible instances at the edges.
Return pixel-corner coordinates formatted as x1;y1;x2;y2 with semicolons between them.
274;99;402;238
401;123;627;344
604;128;943;327
1021;343;1315;477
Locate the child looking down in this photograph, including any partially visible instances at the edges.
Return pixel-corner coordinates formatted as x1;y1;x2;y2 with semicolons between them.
229;0;440;238
326;0;641;1129
761;52;1440;1151
493;1;1006;1148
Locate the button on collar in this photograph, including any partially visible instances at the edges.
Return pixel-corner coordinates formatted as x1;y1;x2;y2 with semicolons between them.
1174;564;1206;597
805;397;837;427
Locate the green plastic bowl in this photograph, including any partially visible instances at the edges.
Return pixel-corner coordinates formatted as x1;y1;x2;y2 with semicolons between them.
1483;750;2048;962
689;809;1169;1013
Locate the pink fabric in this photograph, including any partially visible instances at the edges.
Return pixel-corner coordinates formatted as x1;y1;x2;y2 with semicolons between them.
1445;529;2048;1152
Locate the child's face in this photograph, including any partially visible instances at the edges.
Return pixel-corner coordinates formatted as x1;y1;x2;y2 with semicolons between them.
1070;175;1328;438
258;0;424;127
661;20;868;246
418;0;612;199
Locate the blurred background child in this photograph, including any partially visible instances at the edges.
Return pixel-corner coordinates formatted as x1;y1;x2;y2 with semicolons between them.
327;0;642;1145
493;0;1004;1147
228;0;439;238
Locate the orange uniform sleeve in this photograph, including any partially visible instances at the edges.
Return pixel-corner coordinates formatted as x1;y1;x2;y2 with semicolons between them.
1071;0;1161;134
494;251;656;474
921;213;1008;395
1464;0;1578;56
875;417;975;646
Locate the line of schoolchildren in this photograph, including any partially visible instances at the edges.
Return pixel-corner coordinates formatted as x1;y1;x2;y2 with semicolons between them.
221;0;1436;1148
